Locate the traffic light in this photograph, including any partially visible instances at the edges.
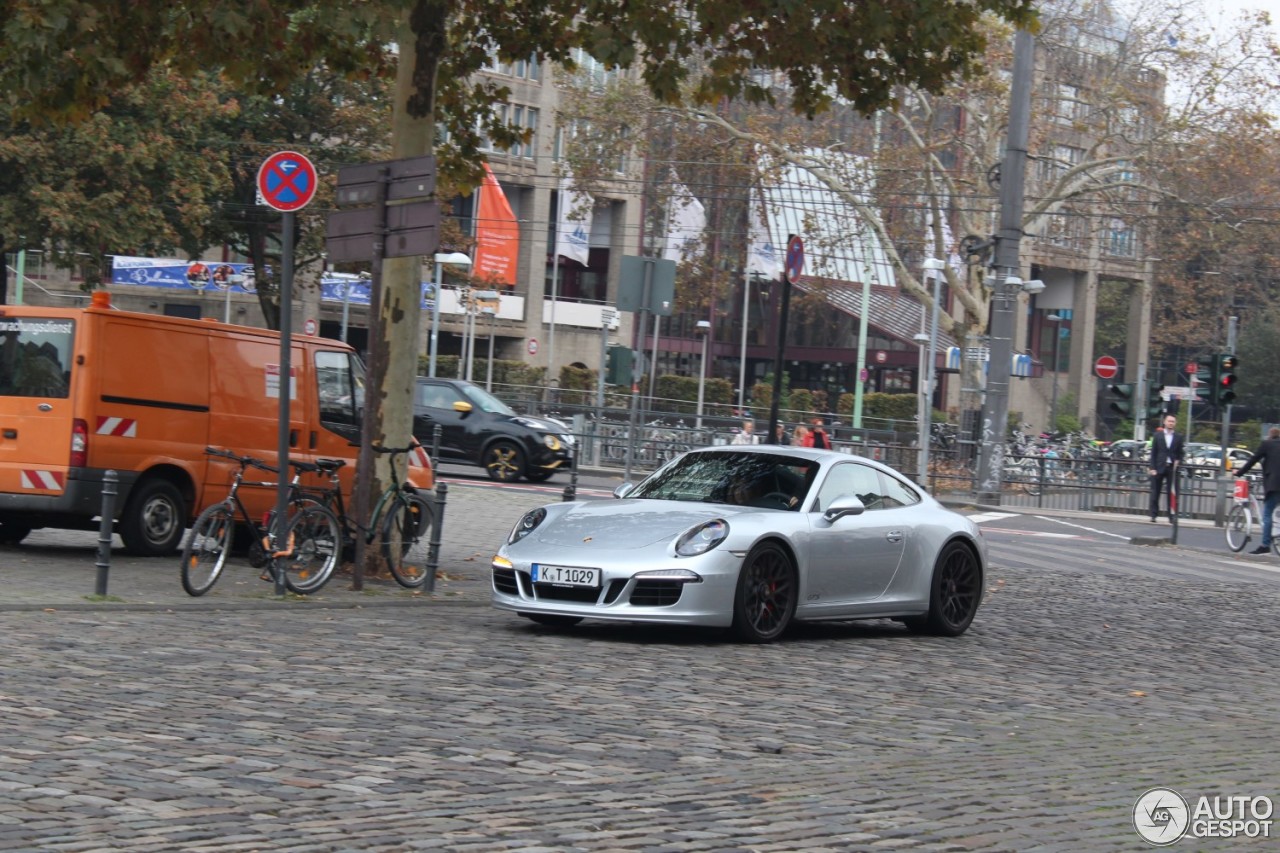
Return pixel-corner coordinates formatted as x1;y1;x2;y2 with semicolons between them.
1194;355;1217;406
1107;383;1136;416
1217;353;1239;405
1146;382;1165;419
605;345;635;386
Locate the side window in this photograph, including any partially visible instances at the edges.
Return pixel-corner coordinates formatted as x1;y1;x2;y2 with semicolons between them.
316;351;360;441
814;462;885;512
419;383;461;409
876;471;921;509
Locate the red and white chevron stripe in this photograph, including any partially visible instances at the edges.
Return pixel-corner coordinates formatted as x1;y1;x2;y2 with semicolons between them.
410;444;431;469
20;470;65;490
96;417;137;437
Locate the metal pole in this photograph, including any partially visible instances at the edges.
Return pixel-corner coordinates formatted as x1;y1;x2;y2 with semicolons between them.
738;269;751;414
975;28;1035;502
548;248;561;385
853;243;874;429
224;279;232;324
696;329;708;430
624;262;653;484
766;271;792;445
429;261;443;377
14;246;25;305
273;211;296;596
1049;316;1061;433
647;311;661;415
424;480;447;593
915;333;930;485
341;280;352;343
485;311;496;392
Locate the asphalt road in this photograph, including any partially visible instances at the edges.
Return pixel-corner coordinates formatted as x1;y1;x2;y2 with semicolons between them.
3;476;1278;850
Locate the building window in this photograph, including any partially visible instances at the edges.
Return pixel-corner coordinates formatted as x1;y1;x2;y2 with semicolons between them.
1105;219;1135;257
569;48;623;89
1051;83;1084;125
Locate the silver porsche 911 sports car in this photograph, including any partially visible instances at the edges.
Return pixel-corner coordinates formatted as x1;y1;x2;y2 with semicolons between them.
491;446;986;642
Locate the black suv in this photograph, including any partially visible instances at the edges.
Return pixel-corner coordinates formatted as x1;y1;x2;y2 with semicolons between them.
412;378;574;482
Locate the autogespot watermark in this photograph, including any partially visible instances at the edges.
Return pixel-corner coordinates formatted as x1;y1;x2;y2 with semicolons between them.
1133;787;1274;845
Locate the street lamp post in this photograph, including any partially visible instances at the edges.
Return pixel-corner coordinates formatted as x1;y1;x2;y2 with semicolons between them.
1047;313;1063;435
429;252;472;378
483;306;497;391
694;319;711;430
918;258;947;486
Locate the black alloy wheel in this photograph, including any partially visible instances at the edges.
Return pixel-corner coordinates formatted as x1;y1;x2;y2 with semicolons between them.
905;540;983;637
731;541;797;643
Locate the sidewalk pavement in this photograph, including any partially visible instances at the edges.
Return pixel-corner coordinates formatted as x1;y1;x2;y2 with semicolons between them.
2;473;1222;612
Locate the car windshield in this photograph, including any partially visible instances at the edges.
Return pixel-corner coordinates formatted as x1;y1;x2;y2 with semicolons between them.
629;451;817;511
460;383;517;416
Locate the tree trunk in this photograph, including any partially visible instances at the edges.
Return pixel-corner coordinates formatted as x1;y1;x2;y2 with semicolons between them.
354;0;447;582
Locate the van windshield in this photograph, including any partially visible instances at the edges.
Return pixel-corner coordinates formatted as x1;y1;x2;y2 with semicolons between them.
0;317;74;398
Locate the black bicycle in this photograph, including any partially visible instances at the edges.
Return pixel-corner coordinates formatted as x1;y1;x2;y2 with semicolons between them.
300;443;435;588
180;447;339;596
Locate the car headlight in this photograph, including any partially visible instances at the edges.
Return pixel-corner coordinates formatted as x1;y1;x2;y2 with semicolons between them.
508;507;547;544
542;434;562;451
674;519;729;557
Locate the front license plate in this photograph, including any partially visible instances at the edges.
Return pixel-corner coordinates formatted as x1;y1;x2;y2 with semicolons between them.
532;564;601;588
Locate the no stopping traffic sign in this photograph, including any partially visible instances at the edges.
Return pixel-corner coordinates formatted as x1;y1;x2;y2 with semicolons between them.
258;151;318;212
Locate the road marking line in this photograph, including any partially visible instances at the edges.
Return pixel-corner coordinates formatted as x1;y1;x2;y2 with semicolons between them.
1212;557;1280;575
1033;515;1130;541
981;526;1079;539
968;512;1018;524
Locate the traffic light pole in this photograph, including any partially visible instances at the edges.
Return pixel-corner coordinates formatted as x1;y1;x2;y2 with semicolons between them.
1135;363;1147;442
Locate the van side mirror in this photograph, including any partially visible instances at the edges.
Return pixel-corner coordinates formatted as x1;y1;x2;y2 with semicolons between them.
822;494;866;522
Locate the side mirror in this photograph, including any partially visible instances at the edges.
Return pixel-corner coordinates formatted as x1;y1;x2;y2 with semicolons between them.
822;494;866;523
452;401;474;414
613;482;635;499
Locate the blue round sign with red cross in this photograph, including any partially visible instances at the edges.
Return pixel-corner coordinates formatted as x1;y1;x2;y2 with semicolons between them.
784;235;805;283
257;151;318;212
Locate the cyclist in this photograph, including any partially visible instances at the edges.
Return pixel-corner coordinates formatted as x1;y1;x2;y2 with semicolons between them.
1235;426;1280;555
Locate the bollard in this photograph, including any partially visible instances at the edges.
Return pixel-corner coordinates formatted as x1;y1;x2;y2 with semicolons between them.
563;447;579;502
425;480;447;593
95;470;119;596
430;424;443;472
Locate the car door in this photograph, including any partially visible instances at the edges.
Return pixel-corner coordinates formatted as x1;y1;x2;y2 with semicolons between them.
804;461;909;606
413;381;469;462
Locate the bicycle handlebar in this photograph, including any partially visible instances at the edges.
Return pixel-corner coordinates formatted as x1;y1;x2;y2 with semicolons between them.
204;446;278;474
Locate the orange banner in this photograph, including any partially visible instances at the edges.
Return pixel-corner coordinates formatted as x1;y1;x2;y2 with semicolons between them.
474;163;520;287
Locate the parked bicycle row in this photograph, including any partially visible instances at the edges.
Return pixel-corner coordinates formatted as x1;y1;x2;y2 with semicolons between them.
180;445;433;597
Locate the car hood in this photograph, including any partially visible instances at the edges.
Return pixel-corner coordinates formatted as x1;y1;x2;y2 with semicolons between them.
528;500;731;549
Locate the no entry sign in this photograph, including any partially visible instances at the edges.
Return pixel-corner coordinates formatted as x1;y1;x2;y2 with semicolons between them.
1095;355;1119;380
258;151;318;212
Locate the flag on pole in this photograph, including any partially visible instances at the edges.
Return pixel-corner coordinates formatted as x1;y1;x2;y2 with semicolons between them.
662;177;706;264
554;173;593;265
474;162;520;286
746;192;780;277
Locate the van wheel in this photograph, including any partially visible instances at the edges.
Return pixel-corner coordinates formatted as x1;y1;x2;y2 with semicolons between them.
120;479;186;556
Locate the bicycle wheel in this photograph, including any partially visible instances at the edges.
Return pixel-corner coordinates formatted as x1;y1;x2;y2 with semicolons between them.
279;503;341;594
181;503;233;596
381;492;434;588
1225;504;1252;552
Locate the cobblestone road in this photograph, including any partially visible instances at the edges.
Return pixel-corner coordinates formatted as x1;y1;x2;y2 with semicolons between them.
3;555;1278;850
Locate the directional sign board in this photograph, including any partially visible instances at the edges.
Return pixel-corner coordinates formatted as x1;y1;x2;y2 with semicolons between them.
1094;355;1119;379
327;201;441;262
257;151;318;212
335;156;437;206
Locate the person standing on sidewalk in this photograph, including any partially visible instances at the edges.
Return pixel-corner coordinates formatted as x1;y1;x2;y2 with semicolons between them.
1148;413;1184;522
1235;426;1280;554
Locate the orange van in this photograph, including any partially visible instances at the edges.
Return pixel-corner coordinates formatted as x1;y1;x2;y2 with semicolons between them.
0;292;433;554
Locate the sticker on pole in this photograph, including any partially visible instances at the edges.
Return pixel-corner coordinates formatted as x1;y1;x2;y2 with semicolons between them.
257;151;318;212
